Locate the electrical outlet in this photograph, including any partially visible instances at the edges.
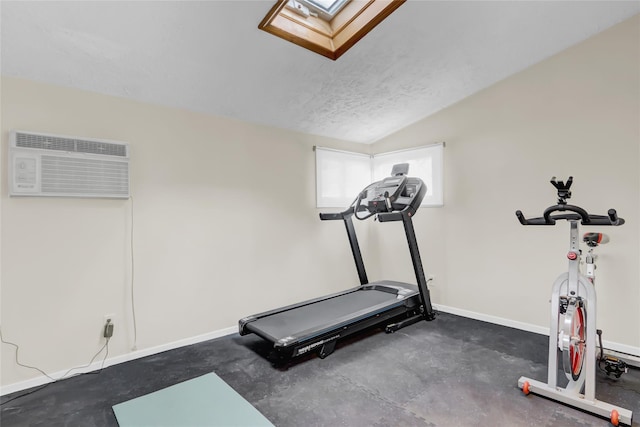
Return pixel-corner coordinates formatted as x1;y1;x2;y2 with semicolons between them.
103;313;116;338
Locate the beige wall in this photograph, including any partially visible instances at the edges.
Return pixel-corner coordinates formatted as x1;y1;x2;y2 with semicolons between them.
372;15;640;351
1;14;638;390
0;78;372;387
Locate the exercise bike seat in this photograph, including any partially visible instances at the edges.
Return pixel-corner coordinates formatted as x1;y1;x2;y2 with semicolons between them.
583;232;609;247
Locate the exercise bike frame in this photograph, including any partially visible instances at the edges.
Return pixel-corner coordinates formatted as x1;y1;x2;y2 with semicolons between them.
516;178;632;426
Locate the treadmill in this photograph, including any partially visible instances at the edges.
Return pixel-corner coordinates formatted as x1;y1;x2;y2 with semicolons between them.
239;163;436;360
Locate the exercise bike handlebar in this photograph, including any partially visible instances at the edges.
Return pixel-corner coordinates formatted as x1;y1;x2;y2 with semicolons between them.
516;205;624;226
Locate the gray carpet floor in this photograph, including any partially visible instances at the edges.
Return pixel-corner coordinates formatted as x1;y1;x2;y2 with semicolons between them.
1;312;638;426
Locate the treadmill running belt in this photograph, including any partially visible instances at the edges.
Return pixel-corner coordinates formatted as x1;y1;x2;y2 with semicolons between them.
247;288;403;341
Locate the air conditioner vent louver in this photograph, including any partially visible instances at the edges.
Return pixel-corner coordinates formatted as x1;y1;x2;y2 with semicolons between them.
15;132;127;157
41;156;129;196
76;140;127;157
9;130;130;199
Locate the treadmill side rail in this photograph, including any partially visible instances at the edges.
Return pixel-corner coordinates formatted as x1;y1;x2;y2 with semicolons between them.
242;281;420;348
238;316;257;335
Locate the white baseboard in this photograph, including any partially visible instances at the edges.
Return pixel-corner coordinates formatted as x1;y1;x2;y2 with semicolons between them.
434;304;550;335
434;304;640;358
3;308;639;397
0;326;236;397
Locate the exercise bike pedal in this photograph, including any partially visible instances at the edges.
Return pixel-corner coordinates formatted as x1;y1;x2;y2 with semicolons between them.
600;355;628;378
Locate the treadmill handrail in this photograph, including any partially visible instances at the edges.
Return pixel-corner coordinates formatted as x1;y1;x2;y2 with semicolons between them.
319;207;368;285
320;205;416;223
319;212;346;221
319;204;370;221
376;205;416;222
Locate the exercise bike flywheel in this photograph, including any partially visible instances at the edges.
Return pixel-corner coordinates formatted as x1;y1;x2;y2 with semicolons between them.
561;298;587;381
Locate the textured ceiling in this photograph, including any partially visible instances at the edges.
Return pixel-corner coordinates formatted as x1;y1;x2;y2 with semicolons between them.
1;1;638;144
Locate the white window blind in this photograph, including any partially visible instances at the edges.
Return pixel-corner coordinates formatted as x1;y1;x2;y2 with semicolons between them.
315;147;371;208
316;143;444;208
373;144;443;207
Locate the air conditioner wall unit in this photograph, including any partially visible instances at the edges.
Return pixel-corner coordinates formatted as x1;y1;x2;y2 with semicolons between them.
9;130;130;199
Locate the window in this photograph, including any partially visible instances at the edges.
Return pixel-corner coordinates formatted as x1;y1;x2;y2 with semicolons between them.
259;0;406;60
373;144;444;207
315;147;371;208
316;143;444;208
307;0;345;12
302;0;351;21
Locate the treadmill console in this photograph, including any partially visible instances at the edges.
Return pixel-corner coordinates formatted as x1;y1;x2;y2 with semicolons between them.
355;163;426;218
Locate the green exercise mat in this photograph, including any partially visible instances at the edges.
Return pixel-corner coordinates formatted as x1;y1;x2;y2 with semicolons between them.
112;372;274;427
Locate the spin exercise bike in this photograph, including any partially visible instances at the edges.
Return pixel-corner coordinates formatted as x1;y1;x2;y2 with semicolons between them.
515;177;632;426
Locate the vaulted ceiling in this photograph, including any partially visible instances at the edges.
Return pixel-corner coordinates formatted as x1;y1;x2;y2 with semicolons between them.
1;1;638;143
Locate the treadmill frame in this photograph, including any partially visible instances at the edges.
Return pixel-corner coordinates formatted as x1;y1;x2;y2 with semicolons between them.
239;206;435;360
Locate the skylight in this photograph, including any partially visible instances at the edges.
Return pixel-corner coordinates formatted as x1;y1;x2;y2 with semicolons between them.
309;0;341;10
303;0;350;20
259;0;406;60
